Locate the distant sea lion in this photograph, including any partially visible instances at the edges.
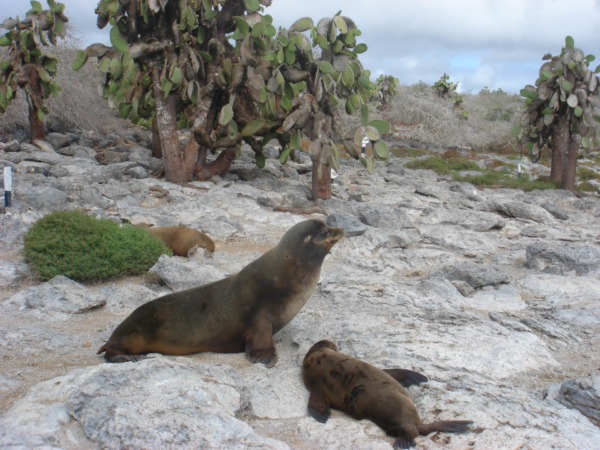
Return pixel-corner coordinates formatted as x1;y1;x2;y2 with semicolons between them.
302;341;473;449
98;220;344;366
137;223;215;256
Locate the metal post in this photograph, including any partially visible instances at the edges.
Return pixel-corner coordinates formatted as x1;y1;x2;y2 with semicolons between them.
3;167;11;208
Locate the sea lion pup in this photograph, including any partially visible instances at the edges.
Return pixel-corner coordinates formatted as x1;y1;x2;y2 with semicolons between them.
302;341;473;449
137;223;215;256
98;220;344;366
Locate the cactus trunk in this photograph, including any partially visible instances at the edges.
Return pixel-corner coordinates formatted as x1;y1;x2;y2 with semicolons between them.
194;146;236;181
151;115;163;159
311;155;331;200
550;115;568;184
151;63;193;183
28;102;45;143
561;137;579;192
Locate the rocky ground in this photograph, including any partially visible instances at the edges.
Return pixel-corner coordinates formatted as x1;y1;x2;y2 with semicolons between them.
0;130;599;449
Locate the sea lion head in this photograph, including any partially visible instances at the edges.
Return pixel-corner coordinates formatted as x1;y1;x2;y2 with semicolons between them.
277;219;344;263
305;340;339;358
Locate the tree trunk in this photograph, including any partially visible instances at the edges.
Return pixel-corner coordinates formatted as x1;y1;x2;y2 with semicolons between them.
550;115;569;184
27;77;45;142
28;103;45;142
194;146;236;181
311;155;331;200
151;115;162;159
561;136;579;191
151;64;192;183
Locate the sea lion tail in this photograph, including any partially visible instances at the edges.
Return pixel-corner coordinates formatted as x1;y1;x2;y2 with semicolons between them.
417;420;474;435
97;344;107;354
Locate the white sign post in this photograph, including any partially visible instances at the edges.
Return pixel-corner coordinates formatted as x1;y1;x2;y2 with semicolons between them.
361;135;370;157
3;167;11;208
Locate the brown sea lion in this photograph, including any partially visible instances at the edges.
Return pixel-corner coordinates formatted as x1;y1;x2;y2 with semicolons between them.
302;340;473;449
98;220;344;367
137;223;215;256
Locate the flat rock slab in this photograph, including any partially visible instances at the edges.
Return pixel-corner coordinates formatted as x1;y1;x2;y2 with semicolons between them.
0;358;290;450
467;284;527;312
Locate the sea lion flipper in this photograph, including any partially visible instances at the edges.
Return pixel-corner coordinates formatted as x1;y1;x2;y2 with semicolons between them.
392;435;416;449
383;369;428;387
244;315;278;367
307;389;331;423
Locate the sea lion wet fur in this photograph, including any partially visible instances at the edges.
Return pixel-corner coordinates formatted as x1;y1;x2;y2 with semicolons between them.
302;340;474;449
137;223;215;256
98;220;344;367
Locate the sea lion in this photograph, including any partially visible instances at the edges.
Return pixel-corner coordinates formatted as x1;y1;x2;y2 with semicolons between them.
137;223;215;256
98;220;344;366
302;341;473;449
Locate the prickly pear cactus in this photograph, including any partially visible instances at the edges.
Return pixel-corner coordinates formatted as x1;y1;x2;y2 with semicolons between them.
0;0;68;139
373;74;398;110
512;36;600;162
432;73;468;119
77;1;388;197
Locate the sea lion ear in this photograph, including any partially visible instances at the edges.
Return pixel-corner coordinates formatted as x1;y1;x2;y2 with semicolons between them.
304;235;312;243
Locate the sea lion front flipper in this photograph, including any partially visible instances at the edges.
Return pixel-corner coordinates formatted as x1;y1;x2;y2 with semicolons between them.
383;369;428;387
244;314;278;368
307;389;331;423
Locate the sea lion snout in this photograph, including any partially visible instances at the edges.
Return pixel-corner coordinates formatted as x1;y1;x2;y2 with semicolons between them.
317;226;344;248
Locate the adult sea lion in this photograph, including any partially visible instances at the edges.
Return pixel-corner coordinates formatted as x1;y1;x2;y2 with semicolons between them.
98;220;344;367
137;223;215;256
302;340;473;449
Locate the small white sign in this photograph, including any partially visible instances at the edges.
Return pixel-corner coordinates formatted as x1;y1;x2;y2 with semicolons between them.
331;168;338;179
3;167;11;192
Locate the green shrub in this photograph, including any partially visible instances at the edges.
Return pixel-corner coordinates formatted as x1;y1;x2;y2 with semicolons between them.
24;210;172;282
405;155;480;174
390;147;430;158
454;172;559;191
405;156;452;174
577;167;600;183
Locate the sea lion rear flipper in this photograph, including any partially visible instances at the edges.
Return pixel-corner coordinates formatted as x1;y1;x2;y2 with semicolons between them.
417;420;474;435
392;436;416;449
244;315;278;368
307;389;331;423
383;369;428;387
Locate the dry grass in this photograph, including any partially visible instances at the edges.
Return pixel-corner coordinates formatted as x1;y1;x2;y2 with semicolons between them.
0;36;127;135
382;83;522;151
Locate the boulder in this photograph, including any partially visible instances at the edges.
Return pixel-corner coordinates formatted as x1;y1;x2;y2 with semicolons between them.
32;140;55;153
17;186;68;212
429;262;510;288
7;276;106;315
326;213;367;237
46;133;72;150
526;242;600;276
149;254;228;291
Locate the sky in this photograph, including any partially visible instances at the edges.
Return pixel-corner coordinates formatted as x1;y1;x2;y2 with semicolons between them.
3;0;600;94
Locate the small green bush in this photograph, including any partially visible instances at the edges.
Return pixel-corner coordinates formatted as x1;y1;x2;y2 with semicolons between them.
454;172;559;191
24;210;172;282
390;147;430;158
405;156;480;174
577;167;600;183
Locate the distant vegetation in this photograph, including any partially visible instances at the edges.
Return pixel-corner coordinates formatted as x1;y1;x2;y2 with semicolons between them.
24;210;172;282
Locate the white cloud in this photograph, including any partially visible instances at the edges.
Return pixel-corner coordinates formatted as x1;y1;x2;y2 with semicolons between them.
10;0;598;93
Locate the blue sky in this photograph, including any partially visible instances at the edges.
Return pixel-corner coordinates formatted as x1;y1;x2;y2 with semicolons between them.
3;0;600;93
